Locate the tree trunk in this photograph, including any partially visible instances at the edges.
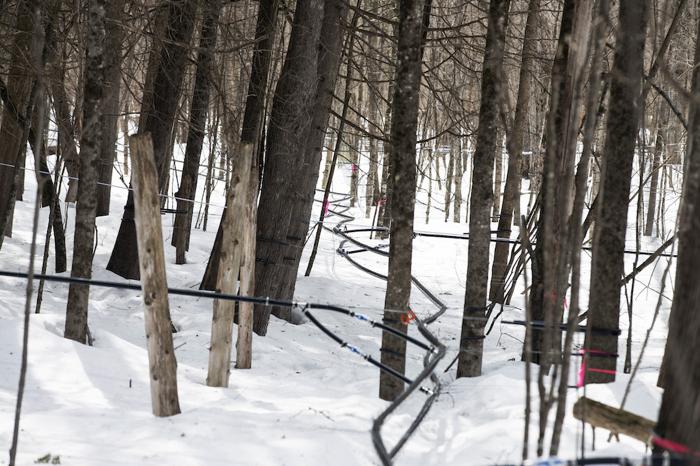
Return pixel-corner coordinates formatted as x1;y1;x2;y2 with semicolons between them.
489;0;539;302
64;0;106;344
137;2;169;132
305;10;359;278
50;75;80;202
121;103;130;175
29;95;52;207
376;129;393;238
0;0;37;239
493;131;502;219
365;16;381;218
528;0;590;368
107;0;197;279
457;0;510;378
378;0;430;401
425;150;432;223
645;103;669;237
172;0;220;264
200;104;220;234
550;0;606;454
453;134;462;222
266;0;348;324
207;143;251;387
200;0;280;291
27;3;64;269
36;157;67;315
95;0;124;217
235;168;258;370
445;145;454;222
375;21;398;240
252;0;342;335
654;13;700;454
129;133;181;417
349;84;361;207
585;0;648;384
322;130;335;188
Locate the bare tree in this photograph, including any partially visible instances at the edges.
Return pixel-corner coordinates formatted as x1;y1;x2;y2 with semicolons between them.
252;0;346;335
95;0;125;217
489;0;539;303
457;0;510;378
200;0;282;291
172;0;221;264
585;0;648;384
107;0;197;279
378;0;431;401
654;6;700;453
0;0;39;240
64;0;106;344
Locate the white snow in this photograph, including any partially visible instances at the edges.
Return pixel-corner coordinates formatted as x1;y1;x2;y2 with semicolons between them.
0;145;678;465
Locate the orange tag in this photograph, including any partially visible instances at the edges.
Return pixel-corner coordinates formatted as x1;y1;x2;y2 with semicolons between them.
401;309;417;325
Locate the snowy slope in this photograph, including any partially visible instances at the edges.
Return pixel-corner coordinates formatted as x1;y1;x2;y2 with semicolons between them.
0;150;676;465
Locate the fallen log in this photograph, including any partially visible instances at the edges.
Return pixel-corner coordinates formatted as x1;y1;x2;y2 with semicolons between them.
573;397;655;443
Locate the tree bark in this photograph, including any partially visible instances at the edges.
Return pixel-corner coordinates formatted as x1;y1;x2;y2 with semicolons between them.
489;0;539;303
251;0;337;335
64;0;106;344
107;0;197;279
0;0;38;239
207;143;251;387
95;0;124;217
265;0;348;325
457;0;510;378
236;172;258;370
305;9;359;278
137;3;169;132
172;0;220;264
654;11;700;454
50;74;80;203
375;20;398;240
378;0;430;401
645;103;669;237
130;133;181;417
29;95;52;207
445;145;454;222
453;134;462;222
550;0;605;454
585;0;648;384
365;14;381;219
200;0;280;291
573;397;654;443
493;131;502;219
527;0;590;368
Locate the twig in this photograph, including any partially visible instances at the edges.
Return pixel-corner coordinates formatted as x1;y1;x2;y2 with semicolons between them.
10;15;48;461
520;214;533;462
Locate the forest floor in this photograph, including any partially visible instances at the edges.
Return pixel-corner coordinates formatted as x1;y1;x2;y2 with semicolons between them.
0;156;677;465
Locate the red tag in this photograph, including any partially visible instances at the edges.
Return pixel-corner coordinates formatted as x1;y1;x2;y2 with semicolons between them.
401;309;416;325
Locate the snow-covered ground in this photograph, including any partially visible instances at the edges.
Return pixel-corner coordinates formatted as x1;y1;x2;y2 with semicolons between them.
0;147;678;465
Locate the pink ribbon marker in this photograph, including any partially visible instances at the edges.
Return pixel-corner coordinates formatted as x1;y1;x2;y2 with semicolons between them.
322;200;330;218
653;436;692;455
652;434;700;457
576;349;617;387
